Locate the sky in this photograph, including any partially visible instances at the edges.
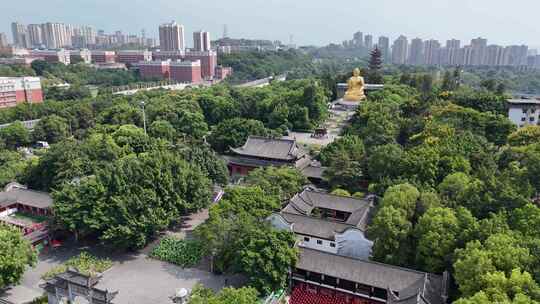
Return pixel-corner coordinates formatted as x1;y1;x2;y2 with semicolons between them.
2;0;540;48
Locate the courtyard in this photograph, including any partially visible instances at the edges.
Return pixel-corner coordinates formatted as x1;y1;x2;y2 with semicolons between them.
1;209;240;304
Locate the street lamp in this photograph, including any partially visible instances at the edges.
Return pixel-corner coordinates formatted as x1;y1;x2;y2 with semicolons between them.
140;101;147;135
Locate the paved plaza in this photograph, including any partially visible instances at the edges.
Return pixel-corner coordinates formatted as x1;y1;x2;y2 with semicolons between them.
0;208;239;304
284;105;355;147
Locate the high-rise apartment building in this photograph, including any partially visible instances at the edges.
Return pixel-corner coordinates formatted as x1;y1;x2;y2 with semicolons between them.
11;22;29;48
0;33;8;48
504;45;528;66
392;35;408;65
42;23;71;49
486;45;505;66
159;21;185;51
377;36;390;62
27;24;44;47
193;31;211;51
470;37;488;66
353;31;363;47
408;38;424;65
364;35;373;50
423;39;441;65
446;39;461;49
72;26;96;48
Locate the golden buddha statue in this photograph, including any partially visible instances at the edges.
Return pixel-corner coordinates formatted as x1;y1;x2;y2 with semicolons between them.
343;68;366;102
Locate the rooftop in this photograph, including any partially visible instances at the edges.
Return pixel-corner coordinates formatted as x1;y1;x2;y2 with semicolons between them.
280;212;358;240
283;188;373;228
297;248;446;304
230;136;307;161
0;183;52;209
507;98;540;105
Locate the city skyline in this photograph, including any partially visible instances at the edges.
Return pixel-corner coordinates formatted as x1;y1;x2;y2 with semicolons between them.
2;0;540;48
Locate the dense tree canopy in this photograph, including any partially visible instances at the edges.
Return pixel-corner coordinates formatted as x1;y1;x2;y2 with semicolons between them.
0;225;37;288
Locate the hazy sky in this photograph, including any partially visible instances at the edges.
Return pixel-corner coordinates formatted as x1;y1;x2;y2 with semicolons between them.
3;0;540;48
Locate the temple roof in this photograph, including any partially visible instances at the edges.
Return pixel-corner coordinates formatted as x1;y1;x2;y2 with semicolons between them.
297;248;446;304
0;184;52;209
280;213;359;240
230;136;307;161
282;189;374;228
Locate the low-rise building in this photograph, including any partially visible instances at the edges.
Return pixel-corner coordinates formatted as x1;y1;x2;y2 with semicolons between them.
269;187;449;304
224;136;312;176
91;50;116;64
170;60;202;83
0;56;40;66
152;50;184;61
215;66;233;80
291;248;449;304
29;49;70;65
184;50;217;79
224;136;326;183
0;76;43;108
268;188;374;259
507;98;540;128
137;60;170;80
116;50;152;65
152;50;217;80
0;182;52;244
69;49;92;64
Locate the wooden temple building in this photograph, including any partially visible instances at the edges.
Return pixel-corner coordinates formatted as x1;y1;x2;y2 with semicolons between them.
224;136;326;182
269;188;449;304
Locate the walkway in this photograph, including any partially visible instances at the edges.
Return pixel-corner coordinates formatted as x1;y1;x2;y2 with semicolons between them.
283;103;356;147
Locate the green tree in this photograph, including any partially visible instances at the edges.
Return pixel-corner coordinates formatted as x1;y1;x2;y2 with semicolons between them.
380;183;420;219
148;120;176;141
367;144;406;182
414;207;478;273
0;150;27;187
208;118;268;153
32;114;70;144
323;155;364;192
0;225;37;288
195;186;280;273
454;269;540;304
53;150;212;249
239;226;298;294
97;103;143;126
508;126;540;146
189;284;259;304
319;135;365;166
0;121;30;149
245;166;308;200
367;206;413;266
454;233;534;297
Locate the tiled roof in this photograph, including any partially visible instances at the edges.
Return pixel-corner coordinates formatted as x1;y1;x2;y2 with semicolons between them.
281;213;357;240
0;187;52;209
230;136;306;161
297;248;446;304
283;189;373;228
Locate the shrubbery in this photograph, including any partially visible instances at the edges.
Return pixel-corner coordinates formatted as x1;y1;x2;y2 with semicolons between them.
42;252;112;279
150;237;206;268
